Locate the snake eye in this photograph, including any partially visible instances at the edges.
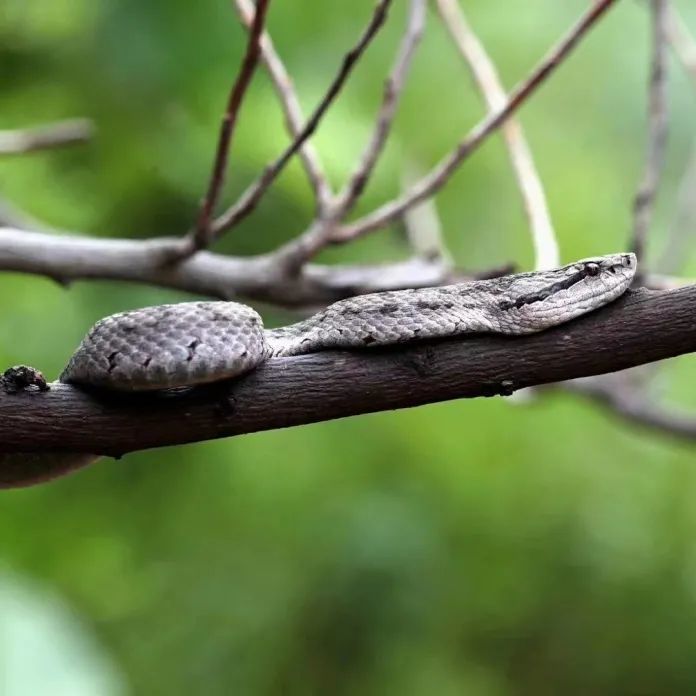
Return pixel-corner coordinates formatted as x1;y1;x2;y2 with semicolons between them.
585;262;600;277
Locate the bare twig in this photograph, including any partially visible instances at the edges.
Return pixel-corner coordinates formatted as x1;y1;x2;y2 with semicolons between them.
333;0;426;218
630;0;669;274
4;286;696;490
178;0;393;255
560;375;696;441
435;0;558;271
272;0;426;267
656;144;696;274
0;199;50;231
232;0;332;212
402;164;452;264
336;0;620;241
666;3;696;91
192;0;272;249
278;0;427;268
0;119;94;155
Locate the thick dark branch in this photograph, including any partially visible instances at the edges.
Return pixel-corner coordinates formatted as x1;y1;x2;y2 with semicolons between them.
2;286;696;462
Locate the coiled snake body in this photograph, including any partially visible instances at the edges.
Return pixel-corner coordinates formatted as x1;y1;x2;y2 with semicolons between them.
60;253;636;391
0;253;637;488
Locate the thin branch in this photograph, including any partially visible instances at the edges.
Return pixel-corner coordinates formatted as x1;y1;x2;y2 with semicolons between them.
435;0;558;271
0;198;51;231
336;0;620;241
0;119;94;155
630;0;669;274
272;0;426;268
232;0;332;212
401;164;452;265
333;0;426;218
560;375;696;441
3;286;696;490
656;143;696;274
178;0;393;255
192;0;272;248
666;2;696;91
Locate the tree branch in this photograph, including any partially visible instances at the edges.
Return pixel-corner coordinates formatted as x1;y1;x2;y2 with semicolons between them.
0;198;51;230
401;164;453;265
3;286;696;462
332;0;426;219
0;226;466;306
336;0;619;240
656;143;696;274
177;0;394;255
666;2;696;92
233;0;333;213
557;375;696;441
192;0;272;247
435;0;558;270
0;119;94;155
630;0;669;273
273;0;426;267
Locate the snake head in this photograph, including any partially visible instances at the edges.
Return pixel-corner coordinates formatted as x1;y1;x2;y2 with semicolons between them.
493;252;636;334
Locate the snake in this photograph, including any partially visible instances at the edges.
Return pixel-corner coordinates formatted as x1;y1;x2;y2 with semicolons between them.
0;252;636;488
59;253;636;392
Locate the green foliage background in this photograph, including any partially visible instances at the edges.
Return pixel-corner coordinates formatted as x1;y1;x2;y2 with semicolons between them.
2;1;696;693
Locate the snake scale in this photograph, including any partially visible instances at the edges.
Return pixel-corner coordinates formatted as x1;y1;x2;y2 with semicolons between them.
59;253;636;391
